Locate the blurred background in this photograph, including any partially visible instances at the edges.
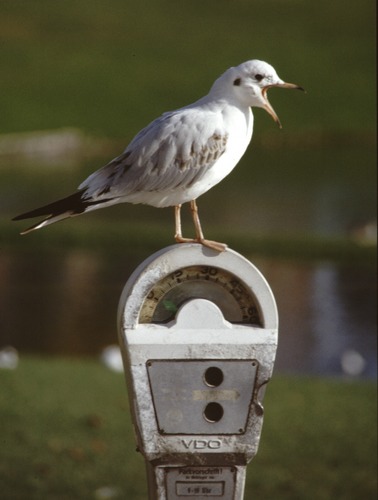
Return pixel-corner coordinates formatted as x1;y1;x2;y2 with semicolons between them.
1;0;376;378
0;1;376;498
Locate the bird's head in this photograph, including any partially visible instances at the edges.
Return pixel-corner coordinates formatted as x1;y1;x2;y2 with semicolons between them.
212;60;305;128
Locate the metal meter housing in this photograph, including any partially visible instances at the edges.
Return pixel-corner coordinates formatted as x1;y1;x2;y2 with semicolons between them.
117;244;278;499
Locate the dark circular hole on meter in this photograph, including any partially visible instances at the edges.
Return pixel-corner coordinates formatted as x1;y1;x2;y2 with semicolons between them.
204;366;224;387
203;402;224;423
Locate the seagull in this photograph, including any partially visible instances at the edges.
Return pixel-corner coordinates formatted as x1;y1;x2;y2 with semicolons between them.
13;60;304;251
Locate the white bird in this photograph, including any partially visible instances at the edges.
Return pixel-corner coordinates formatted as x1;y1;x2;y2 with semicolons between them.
14;60;303;251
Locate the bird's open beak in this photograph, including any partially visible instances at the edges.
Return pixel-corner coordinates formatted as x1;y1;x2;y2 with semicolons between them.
262;82;305;129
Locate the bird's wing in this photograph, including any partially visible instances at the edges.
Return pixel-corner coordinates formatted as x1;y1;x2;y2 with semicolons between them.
79;108;228;200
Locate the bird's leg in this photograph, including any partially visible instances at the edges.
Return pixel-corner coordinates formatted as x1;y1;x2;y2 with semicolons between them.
190;200;227;252
189;199;205;241
174;205;186;242
174;202;227;252
174;204;198;243
190;199;225;251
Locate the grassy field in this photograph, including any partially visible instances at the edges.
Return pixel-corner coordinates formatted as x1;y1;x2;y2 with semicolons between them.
0;0;375;137
2;217;376;265
0;357;376;499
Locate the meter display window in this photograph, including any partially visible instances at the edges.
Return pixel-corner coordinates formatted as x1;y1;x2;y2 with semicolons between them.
139;265;262;326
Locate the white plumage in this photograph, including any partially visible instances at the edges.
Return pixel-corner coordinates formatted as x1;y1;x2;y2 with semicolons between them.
14;59;303;251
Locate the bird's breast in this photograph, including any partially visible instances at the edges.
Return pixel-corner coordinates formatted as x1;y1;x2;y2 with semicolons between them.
120;106;253;208
192;106;253;189
143;107;253;207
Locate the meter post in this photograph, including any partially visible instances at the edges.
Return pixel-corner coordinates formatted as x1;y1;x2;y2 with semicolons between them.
117;244;278;499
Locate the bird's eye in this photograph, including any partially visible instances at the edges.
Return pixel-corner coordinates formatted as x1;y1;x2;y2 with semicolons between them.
233;78;241;86
255;74;264;82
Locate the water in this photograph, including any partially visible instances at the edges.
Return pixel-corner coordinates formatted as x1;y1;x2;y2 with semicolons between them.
1;143;376;379
0;249;376;379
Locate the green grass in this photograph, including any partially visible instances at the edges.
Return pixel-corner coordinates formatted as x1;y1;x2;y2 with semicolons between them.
2;218;376;266
0;357;376;499
0;0;375;137
0;357;145;500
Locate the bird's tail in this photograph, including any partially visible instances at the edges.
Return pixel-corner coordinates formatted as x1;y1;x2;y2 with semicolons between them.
13;190;91;235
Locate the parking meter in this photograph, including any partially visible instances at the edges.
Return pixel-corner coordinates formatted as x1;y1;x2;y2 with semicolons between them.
117;244;278;499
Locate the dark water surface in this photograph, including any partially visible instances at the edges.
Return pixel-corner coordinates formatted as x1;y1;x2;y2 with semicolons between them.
1;248;376;379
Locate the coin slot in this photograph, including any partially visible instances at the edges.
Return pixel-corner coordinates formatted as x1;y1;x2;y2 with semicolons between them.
204;366;224;387
203;402;224;423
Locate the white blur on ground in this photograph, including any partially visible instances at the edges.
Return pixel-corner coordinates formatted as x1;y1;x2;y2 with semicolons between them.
100;345;124;373
0;346;19;370
341;349;367;377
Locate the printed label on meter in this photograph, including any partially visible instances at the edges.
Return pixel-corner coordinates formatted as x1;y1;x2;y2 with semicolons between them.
166;467;236;498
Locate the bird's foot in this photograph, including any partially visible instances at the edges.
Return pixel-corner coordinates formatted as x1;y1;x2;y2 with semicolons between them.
201;239;228;252
175;235;227;252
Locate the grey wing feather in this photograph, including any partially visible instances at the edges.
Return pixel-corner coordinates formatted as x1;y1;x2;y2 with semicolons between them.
79;109;228;200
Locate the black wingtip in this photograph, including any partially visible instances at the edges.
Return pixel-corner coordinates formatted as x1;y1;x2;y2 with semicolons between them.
12;190;87;222
12;213;28;222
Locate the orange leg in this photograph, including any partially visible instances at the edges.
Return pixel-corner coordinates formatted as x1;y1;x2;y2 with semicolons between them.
174;201;227;252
